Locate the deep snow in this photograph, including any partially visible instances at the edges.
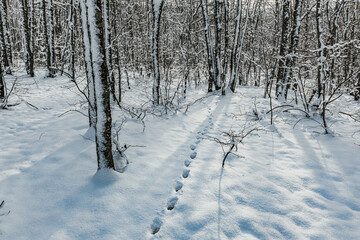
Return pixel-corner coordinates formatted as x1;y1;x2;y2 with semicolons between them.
0;70;359;239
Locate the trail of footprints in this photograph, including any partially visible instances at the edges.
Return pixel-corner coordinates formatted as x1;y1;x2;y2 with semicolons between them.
151;109;214;235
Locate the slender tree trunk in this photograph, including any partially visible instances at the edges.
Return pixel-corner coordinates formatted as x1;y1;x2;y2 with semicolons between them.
276;0;290;98
234;0;251;87
0;61;4;99
112;4;122;102
21;0;34;77
69;0;75;80
201;0;215;92
316;0;328;133
221;0;229;95
81;0;114;170
152;0;164;105
42;0;54;77
281;0;303;99
80;0;96;127
103;0;116;101
0;0;11;73
48;0;55;71
316;0;325;99
229;0;242;92
214;0;222;91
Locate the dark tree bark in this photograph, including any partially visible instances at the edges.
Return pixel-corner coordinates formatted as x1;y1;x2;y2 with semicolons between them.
152;0;164;105
316;0;325;99
221;0;229;95
214;0;222;91
0;0;11;73
80;0;114;170
21;0;34;77
42;0;54;77
0;61;4;99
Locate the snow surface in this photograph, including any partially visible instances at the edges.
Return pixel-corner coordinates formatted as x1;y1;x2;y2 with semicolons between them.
0;70;360;239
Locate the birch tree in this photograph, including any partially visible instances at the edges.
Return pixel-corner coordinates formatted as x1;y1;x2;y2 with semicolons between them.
230;0;251;92
80;0;114;170
276;0;290;98
80;0;96;127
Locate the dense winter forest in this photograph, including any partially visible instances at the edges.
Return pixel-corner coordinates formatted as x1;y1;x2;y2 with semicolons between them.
1;0;360;239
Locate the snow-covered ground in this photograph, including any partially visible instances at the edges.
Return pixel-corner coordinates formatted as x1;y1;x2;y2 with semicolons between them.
0;70;359;239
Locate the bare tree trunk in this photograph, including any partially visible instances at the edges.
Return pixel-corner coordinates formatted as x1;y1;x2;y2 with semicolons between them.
0;62;4;99
214;0;222;91
103;0;116;101
281;0;303;99
80;0;114;170
221;0;229;95
0;0;11;73
48;0;55;71
21;0;34;77
69;0;75;80
42;0;54;77
80;0;96;127
276;0;290;98
201;0;215;92
152;0;164;105
229;0;242;92
316;0;328;134
316;0;325;99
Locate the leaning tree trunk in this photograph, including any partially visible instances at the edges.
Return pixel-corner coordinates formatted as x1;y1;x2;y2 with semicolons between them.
152;0;164;105
80;0;114;170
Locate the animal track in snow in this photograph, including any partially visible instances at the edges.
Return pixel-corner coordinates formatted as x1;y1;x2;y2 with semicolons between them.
184;159;191;167
175;180;183;192
167;197;178;210
151;128;202;235
151;217;163;234
182;169;190;178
